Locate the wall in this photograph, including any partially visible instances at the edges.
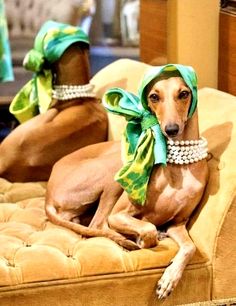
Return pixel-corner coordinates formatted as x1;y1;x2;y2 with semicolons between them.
218;10;236;96
167;0;220;88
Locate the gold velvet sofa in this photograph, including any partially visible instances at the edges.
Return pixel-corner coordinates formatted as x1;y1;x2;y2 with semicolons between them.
0;59;235;306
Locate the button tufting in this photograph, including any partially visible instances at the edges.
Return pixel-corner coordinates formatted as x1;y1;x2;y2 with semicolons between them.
6;261;15;268
66;254;74;259
23;241;32;247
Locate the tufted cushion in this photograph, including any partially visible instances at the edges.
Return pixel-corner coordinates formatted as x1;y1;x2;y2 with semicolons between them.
0;176;182;286
0;179;210;306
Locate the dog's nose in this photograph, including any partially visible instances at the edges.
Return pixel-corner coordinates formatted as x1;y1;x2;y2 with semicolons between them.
165;124;179;137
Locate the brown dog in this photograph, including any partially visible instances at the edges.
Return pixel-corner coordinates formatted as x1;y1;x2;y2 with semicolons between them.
45;75;208;298
45;140;139;250
0;43;107;182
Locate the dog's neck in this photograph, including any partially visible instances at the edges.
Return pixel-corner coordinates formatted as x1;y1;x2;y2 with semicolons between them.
174;110;200;141
52;44;90;86
165;110;208;165
51;44;92;108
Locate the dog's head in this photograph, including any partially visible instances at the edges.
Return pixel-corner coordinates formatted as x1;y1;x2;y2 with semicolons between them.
139;64;198;139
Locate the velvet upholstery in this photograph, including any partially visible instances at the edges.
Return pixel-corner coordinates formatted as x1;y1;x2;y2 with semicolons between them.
0;59;235;305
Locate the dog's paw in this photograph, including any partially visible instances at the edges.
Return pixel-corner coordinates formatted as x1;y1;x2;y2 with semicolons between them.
136;225;159;249
157;230;168;241
121;239;140;251
156;262;183;299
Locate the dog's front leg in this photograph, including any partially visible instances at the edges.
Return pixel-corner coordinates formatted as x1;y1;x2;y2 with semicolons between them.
108;192;159;249
156;222;196;299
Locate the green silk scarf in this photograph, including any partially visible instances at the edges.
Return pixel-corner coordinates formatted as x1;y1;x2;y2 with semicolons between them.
103;64;198;205
0;0;14;82
9;20;89;123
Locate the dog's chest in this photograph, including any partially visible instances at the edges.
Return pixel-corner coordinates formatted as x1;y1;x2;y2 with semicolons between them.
144;164;206;225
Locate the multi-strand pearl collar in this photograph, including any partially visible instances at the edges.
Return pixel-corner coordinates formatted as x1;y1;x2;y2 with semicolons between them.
52;84;96;100
166;137;208;165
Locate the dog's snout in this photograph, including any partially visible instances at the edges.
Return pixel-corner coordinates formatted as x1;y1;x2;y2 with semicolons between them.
165;124;179;137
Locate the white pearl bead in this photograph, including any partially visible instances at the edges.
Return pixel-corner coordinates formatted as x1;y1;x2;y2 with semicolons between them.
166;137;208;165
52;83;95;101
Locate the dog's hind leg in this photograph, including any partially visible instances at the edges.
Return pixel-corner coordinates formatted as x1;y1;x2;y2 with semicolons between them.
89;184;123;230
156;222;196;299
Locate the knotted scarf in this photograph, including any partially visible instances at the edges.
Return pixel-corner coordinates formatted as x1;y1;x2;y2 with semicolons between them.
103;64;198;205
9;20;89;123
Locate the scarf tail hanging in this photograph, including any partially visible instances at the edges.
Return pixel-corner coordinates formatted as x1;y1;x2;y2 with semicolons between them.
115;129;156;205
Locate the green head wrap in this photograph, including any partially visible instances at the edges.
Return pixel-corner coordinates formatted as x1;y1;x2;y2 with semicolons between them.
103;64;198;205
9;20;89;123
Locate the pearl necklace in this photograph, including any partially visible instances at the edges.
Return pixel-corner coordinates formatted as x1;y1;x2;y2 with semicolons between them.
166;137;208;164
52;84;96;100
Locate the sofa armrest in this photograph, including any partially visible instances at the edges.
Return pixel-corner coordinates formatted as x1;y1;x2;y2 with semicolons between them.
189;88;236;299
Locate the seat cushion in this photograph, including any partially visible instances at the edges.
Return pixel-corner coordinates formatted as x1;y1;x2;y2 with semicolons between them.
0;177;210;305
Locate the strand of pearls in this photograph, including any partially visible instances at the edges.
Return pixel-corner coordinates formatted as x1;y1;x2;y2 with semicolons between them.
166;137;208;165
52;84;96;100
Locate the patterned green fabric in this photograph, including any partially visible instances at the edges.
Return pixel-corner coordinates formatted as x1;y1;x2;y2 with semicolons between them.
0;0;14;82
103;88;167;205
9;20;89;123
103;64;198;205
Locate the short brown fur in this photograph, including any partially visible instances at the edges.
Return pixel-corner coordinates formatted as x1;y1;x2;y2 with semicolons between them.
45;76;208;298
0;43;108;182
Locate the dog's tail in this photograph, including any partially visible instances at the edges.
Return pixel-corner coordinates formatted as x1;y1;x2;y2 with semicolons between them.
45;204;139;251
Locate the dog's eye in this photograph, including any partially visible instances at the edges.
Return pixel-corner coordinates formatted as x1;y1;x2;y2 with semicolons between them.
179;91;190;100
149;93;160;103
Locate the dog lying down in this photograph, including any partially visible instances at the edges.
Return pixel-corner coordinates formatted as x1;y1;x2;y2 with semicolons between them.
0;21;107;182
45;64;209;299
